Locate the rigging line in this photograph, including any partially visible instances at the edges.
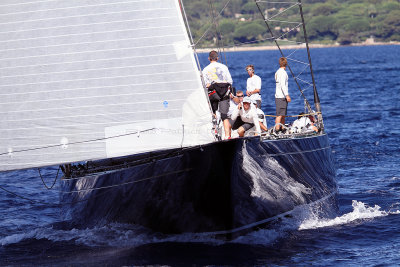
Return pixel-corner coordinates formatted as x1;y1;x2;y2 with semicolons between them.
264;2;300;21
193;0;231;47
266;19;301;24
276;39;303;45
257;1;298;3
295;64;311;79
286;47;303;59
179;0;205;73
296;77;313;86
232;35;275;46
0;128;156;156
274;23;303;40
264;111;320;117
286;56;310;66
63;151;179;181
298;0;322;125
210;0;228;66
208;0;224;65
38;166;60;190
63;144;201;182
268;145;331;157
178;1;213;116
254;0;313;113
61;168;193;194
299;84;313;93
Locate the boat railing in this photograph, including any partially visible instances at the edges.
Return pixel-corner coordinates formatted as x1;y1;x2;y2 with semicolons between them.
245;126;318;141
261;128;319;141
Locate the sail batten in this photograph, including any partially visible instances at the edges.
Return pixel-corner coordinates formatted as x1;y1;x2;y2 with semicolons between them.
0;79;197;96
0;0;214;172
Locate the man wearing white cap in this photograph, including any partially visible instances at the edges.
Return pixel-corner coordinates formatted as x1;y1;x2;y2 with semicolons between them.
230;96;261;137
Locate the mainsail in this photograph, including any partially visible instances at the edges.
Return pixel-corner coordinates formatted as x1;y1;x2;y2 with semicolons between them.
0;0;214;172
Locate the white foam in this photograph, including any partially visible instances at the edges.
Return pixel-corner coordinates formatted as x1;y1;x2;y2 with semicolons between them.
241;143;311;204
0;223;224;247
299;200;399;230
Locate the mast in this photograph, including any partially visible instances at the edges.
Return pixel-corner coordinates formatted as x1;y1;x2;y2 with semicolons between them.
298;0;324;130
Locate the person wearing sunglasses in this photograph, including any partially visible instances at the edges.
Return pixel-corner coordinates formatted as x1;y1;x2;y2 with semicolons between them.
230;96;261;137
227;90;244;133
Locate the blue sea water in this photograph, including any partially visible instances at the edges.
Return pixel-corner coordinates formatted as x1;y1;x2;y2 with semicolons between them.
1;45;400;266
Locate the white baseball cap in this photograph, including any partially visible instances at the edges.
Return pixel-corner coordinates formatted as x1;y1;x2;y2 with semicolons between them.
243;96;252;103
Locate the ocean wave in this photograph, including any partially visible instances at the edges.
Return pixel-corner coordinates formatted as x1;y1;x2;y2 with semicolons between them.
0;223;225;247
298;200;400;230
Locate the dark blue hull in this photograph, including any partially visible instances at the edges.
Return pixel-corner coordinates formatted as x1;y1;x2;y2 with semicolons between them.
61;134;337;236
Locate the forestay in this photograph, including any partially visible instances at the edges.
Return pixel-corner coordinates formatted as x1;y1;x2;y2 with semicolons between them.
0;0;214;172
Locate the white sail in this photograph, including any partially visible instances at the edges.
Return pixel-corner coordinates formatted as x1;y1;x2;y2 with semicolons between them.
0;0;214;172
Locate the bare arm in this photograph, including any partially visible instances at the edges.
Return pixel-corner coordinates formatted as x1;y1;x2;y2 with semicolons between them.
231;104;240;121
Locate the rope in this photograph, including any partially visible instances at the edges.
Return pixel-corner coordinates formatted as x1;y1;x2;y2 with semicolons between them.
264;112;321;118
38;166;60;190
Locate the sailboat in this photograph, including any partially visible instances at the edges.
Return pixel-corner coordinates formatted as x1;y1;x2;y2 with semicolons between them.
0;0;336;238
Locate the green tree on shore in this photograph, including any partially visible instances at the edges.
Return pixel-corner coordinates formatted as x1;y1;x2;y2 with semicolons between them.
183;0;400;47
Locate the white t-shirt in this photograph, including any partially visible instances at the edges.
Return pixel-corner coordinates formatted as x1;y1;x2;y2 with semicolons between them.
292;116;312;132
231;105;261;134
227;99;238;118
246;74;261;102
202;62;233;86
275;67;288;98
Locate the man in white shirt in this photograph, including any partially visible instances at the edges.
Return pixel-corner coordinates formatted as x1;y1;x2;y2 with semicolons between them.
227;90;244;119
255;103;268;132
245;64;262;108
292;113;318;133
274;57;291;132
230;96;261;137
203;50;233;139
